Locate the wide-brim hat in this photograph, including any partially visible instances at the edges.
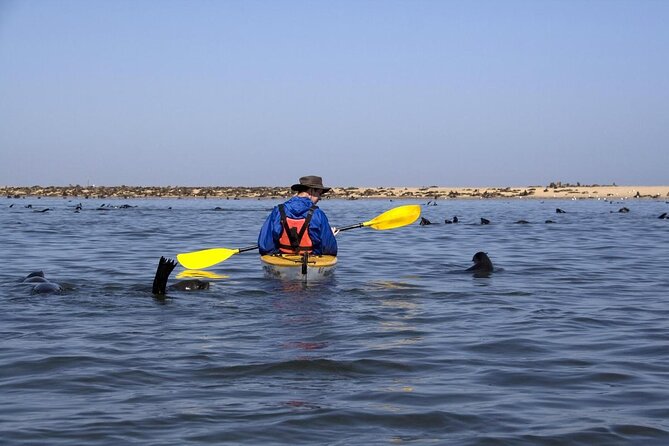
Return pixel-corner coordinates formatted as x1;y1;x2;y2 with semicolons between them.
291;175;331;193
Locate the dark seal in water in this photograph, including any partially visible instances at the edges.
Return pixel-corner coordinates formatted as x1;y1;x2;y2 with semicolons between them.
466;252;494;274
22;271;63;295
152;257;210;296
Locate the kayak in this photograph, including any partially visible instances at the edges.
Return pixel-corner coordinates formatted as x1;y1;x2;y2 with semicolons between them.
261;254;337;282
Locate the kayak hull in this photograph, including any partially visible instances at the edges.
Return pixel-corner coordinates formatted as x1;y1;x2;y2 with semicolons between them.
261;254;337;282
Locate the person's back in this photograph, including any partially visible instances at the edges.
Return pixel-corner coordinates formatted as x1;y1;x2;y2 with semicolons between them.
258;176;338;256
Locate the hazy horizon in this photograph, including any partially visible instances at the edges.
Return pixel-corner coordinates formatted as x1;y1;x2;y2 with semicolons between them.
2;1;668;187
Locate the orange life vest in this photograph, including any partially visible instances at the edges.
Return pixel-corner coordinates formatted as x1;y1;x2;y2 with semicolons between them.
278;204;317;254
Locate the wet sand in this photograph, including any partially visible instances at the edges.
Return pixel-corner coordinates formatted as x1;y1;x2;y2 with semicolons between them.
2;184;668;200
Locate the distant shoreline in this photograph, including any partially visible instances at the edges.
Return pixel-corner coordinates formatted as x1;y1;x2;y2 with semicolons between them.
3;185;669;200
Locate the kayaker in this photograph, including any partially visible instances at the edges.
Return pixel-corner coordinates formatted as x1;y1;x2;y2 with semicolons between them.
258;175;338;256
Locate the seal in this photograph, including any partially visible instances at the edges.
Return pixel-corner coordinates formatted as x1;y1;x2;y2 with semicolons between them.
556;208;566;214
659;212;668;219
22;271;47;283
22;271;63;295
466;252;494;273
152;257;210;296
419;217;433;226
480;218;490;225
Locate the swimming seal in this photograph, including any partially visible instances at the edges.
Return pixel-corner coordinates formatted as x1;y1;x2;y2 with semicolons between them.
556;208;566;214
152;257;210;296
659;213;668;219
419;217;432;226
22;271;47;283
480;218;490;225
466;252;494;274
22;271;63;295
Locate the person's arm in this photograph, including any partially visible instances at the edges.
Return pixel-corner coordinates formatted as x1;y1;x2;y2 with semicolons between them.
258;208;280;255
315;210;338;256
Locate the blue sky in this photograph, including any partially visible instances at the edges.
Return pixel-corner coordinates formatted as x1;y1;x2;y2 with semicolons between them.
1;0;668;187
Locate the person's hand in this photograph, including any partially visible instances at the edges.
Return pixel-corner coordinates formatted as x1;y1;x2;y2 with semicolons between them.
331;226;340;236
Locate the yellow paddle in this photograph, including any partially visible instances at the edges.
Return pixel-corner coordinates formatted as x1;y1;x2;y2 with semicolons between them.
176;204;421;269
176;245;258;270
336;204;422;232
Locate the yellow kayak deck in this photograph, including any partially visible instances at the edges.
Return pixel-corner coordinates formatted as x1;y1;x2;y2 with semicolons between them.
260;254;337;268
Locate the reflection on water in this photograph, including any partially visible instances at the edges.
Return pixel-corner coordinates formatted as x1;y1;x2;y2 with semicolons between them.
175;269;230;280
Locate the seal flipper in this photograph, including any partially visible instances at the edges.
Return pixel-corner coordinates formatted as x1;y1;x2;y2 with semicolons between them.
26;271;44;278
24;271;45;281
153;256;177;295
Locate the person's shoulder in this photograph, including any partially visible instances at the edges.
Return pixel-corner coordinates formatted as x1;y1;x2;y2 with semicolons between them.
313;207;329;220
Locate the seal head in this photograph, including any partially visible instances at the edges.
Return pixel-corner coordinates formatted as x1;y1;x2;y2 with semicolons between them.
466;251;494;274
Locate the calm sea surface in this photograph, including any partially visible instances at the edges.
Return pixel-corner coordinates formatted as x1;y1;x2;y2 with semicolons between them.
1;196;668;445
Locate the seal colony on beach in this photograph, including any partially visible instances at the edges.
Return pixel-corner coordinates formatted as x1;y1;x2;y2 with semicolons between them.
3;184;669;201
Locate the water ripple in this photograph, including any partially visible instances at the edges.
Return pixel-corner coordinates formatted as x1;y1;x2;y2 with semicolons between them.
2;198;669;445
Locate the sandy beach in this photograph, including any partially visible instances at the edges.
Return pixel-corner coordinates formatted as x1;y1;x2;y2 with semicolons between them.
2;184;669;200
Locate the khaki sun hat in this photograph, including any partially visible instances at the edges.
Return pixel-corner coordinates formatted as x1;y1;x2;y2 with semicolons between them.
291;175;331;193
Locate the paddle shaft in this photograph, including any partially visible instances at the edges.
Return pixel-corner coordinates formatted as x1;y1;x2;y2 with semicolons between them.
337;223;364;232
232;226;356;256
221;225;360;259
177;204;420;269
205;227;358;260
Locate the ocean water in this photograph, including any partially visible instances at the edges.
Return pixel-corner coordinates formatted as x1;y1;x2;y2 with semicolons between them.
1;196;668;445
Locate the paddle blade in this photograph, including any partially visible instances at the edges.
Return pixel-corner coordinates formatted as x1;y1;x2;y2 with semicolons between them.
177;248;239;269
363;204;421;230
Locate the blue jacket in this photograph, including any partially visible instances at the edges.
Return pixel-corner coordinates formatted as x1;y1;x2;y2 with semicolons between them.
258;196;338;256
